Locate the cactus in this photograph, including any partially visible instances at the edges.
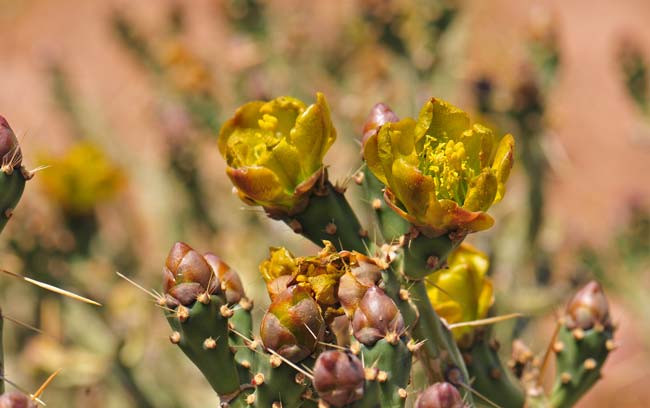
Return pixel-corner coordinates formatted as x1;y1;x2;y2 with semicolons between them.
145;94;618;408
0;117;29;235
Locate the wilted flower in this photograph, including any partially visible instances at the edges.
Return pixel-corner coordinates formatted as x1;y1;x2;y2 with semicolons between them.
38;142;125;215
565;280;611;330
259;242;383;308
260;284;325;362
426;243;493;342
415;382;465;408
218;93;336;216
363;98;514;236
313;350;365;407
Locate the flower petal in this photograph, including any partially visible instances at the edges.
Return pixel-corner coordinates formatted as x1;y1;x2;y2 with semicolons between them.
463;169;498;212
226;166;293;210
415;98;470;146
390;157;436;220
290;92;336;175
491;133;515;202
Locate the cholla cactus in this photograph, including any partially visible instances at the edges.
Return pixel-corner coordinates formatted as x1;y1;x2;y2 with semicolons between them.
149;94;616;408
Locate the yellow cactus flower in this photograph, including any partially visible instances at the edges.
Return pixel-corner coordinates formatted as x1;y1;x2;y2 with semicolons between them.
363;97;514;236
426;243;494;342
39;142;125;215
218;93;336;216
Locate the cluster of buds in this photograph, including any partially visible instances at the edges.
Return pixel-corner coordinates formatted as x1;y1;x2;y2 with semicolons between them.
163;242;245;307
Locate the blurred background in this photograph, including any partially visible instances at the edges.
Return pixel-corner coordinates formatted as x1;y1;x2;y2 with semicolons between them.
0;0;648;406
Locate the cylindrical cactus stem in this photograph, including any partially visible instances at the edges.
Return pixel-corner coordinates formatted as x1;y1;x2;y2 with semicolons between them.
408;281;472;404
351;286;412;408
415;382;466;408
549;281;614;408
402;229;463;280
227;297;254;384
461;331;525;408
283;178;370;253
0;116;28;235
162;242;243;398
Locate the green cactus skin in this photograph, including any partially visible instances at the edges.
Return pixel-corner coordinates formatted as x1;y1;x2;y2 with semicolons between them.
166;295;241;397
402;232;462;280
0;168;26;235
462;336;525;408
284;181;369;253
549;324;613;408
408;281;473;405
249;354;314;407
358;338;411;408
361;168;408;244
228;299;254;385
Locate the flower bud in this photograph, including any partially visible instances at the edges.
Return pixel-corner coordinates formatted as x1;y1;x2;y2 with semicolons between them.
361;103;399;147
415;382;464;408
352;286;404;346
260;285;324;362
313;350;365;407
203;253;245;304
0;116;21;168
0;392;37;408
163;242;217;306
565;280;610;330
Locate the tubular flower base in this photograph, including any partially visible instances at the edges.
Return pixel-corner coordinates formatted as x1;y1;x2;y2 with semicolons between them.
363;98;514;236
218;92;336;217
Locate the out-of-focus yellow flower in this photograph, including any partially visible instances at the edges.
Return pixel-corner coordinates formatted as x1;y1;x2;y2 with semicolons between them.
363;98;514;236
39;142;125;215
159;40;213;94
426;243;494;341
218;93;336;216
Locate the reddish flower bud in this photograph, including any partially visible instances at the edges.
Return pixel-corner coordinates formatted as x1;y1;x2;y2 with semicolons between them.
260;285;324;362
566;280;611;330
313;350;365;407
0;392;37;408
361;103;399;148
415;382;464;408
162;242;217;306
0;116;21;168
351;286;404;346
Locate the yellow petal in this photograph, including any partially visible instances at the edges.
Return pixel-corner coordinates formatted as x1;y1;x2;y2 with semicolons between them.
258;96;305;137
415;98;470;146
290;93;336;174
491;133;515;202
460;124;495;171
463;170;498;212
218;101;266;158
476;278;494;321
390;157;436;220
259;138;303;189
226;166;292;209
363;127;388;185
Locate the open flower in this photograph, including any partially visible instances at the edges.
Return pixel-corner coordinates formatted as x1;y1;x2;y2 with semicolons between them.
426;243;493;342
218;93;336;216
363;98;514;236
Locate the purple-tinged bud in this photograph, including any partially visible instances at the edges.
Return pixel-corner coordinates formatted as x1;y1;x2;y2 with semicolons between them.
361;103;399;148
162;242;217;306
260;285;325;362
338;252;384;316
0;116;22;169
203;253;245;304
0;392;37;408
415;383;465;408
565;280;611;330
352;286;404;346
313;350;365;407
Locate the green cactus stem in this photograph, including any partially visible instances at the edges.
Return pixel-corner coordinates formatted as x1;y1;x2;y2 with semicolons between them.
166;295;241;397
402;230;463;280
461;332;525;408
408;280;472;404
361;168;409;244
357;338;412;408
284;180;369;253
